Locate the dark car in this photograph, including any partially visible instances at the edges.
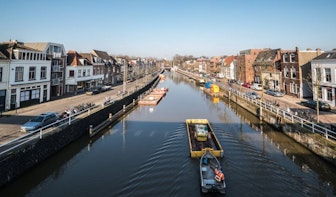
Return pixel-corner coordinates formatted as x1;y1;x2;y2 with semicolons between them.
300;100;331;111
265;89;284;97
20;112;59;132
86;86;102;95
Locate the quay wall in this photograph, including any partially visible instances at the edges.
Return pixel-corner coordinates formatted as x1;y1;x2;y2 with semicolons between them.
177;69;336;166
0;76;159;188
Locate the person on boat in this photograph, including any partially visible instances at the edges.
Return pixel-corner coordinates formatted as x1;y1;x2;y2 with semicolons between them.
214;168;225;182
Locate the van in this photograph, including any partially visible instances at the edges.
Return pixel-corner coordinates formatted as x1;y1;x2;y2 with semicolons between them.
251;83;262;91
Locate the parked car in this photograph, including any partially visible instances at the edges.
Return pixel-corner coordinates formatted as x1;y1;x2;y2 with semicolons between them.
228;79;236;84
236;80;244;85
246;91;261;99
86;86;102;95
265;89;284;97
20;112;59;132
251;83;262;91
242;82;251;88
299;100;331;111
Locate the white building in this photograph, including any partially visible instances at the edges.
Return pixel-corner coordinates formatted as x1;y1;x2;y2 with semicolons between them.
311;50;336;107
0;40;51;110
66;50;101;93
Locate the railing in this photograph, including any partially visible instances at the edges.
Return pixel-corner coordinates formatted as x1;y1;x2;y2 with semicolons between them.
0;72;161;157
223;84;336;141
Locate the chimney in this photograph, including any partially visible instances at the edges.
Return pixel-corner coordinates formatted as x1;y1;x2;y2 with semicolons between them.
316;48;322;56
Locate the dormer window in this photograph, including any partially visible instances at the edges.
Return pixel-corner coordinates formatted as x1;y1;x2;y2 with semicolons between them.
283;54;289;62
290;54;296;62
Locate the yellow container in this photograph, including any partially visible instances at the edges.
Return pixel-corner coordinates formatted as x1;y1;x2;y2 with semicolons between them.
210;84;219;93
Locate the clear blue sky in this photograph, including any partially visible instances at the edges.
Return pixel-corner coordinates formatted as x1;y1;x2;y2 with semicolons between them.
1;0;336;59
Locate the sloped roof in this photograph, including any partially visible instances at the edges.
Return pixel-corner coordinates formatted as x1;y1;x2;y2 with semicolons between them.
224;55;235;66
24;42;49;51
80;53;94;64
92;49;111;60
0;41;39;59
313;51;336;60
67;50;92;66
254;49;280;64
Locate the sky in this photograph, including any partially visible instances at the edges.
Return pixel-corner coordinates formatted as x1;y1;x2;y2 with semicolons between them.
1;0;336;59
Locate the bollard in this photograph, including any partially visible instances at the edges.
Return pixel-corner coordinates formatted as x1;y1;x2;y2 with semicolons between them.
89;125;93;135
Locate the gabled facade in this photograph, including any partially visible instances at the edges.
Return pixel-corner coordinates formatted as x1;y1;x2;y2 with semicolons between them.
66;50;95;94
311;50;336;107
237;49;266;84
0;40;51;110
79;53;104;87
222;56;236;80
91;49;119;85
253;49;283;91
24;42;67;97
281;47;323;98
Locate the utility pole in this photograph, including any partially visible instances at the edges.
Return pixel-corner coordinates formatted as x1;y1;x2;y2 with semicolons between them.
123;58;127;93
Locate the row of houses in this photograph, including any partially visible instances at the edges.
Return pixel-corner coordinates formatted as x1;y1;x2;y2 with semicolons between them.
0;40;156;111
179;47;336;107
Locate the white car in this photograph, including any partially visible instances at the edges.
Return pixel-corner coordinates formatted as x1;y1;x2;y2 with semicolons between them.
251;83;262;91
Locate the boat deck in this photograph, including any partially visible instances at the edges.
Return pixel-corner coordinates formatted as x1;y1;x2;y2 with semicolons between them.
186;119;223;158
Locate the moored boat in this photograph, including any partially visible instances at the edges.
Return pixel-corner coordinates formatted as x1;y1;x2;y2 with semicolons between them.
185;119;223;158
200;151;226;194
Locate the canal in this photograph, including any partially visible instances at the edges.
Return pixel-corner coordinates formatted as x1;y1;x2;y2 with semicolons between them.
1;71;336;196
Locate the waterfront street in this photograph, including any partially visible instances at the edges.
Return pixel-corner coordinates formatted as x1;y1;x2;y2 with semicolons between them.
0;76;152;145
0;71;335;146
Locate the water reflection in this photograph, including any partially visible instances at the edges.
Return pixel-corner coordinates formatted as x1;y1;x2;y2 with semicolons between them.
0;71;335;196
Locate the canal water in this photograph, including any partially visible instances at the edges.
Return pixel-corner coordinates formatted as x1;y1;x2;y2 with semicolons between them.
1;71;336;197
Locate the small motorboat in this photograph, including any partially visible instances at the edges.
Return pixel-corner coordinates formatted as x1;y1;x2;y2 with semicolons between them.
200;151;226;194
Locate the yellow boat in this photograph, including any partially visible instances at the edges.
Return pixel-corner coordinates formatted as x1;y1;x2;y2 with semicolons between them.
185;119;224;158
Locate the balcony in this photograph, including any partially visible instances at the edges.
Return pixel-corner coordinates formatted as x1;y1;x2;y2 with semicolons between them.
53;52;62;58
51;78;61;86
52;65;63;72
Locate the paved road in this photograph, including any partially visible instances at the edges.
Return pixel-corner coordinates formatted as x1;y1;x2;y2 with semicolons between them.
223;81;336;127
0;76;152;145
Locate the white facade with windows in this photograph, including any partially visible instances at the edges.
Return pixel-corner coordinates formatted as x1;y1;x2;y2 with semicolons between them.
311;52;336;107
65;65;101;93
7;49;51;110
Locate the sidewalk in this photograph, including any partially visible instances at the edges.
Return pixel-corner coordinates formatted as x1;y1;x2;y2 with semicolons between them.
0;77;151;145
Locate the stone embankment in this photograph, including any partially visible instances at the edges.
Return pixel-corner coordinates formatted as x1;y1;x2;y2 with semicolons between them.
176;69;336;166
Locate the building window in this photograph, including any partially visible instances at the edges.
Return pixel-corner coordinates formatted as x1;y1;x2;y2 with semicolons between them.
31;89;40;99
78;70;82;77
69;70;74;77
41;67;47;79
20;91;30;101
15;67;24;82
327;88;332;101
0;67;2;82
290;54;296;62
87;69;91;76
83;69;86;77
316;67;321;82
29;67;36;80
325;68;331;82
284;67;289;78
291;67;296;78
283;54;289;62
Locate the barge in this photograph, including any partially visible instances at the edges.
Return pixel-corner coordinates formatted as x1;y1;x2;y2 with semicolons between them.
186;119;224;158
